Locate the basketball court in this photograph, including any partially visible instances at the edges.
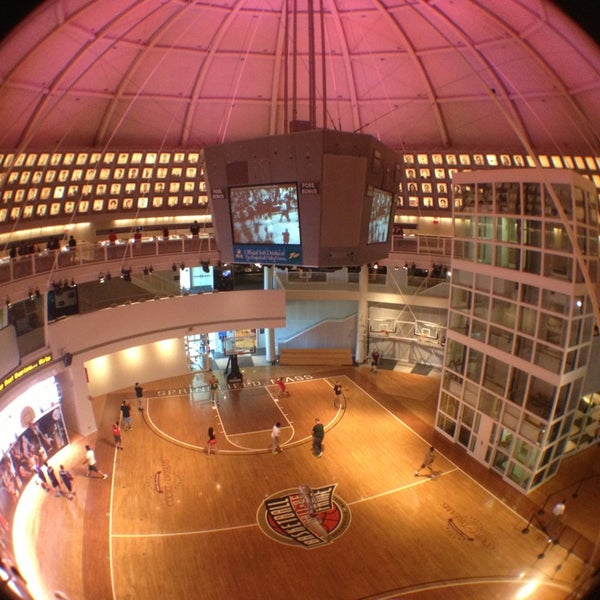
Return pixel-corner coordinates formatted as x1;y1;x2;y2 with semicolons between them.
14;366;596;599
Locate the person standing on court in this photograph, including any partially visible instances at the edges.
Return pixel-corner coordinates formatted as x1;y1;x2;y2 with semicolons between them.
45;462;62;497
415;447;435;477
58;465;75;500
546;499;567;542
83;445;108;479
333;381;344;408
276;377;290;398
208;373;219;406
207;427;217;455
312;418;325;458
113;421;123;450
33;456;50;492
370;348;380;373
271;422;282;454
134;382;144;412
120;399;132;430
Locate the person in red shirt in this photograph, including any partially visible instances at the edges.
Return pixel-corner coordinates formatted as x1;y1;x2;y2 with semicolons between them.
113;421;123;449
276;377;290;398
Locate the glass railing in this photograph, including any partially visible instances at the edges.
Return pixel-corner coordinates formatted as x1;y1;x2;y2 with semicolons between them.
0;234;217;286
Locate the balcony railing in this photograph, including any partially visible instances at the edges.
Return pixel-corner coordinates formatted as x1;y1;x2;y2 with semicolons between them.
0;234;217;288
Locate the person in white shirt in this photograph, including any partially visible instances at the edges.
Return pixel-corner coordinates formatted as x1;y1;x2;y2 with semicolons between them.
271;422;282;454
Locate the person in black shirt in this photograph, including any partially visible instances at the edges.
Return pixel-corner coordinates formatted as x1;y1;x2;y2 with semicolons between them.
311;418;325;458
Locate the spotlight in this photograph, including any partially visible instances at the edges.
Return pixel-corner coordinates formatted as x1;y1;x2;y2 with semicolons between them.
148;265;154;274
143;266;149;276
121;268;132;282
28;288;35;301
5;297;11;308
70;278;76;287
180;263;186;270
201;261;210;273
99;273;105;284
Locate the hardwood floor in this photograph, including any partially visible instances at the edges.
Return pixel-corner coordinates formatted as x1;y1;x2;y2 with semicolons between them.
14;365;600;599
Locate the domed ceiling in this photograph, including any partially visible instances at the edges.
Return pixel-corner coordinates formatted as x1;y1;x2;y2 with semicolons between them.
0;0;598;154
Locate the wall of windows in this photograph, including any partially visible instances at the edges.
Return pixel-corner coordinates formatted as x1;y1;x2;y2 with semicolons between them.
436;169;598;492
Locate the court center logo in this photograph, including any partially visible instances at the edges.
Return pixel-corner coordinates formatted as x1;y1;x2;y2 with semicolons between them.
257;483;351;548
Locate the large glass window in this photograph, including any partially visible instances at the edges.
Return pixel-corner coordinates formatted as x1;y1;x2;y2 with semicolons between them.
548;183;572;217
488;325;513;354
507;367;528;406
541;290;570;315
518;305;537;336
495;182;520;214
436;413;456;438
482;355;509;395
520;283;539;306
479;390;502;419
526;376;555;420
523;183;542;215
439;392;459;418
533;341;562;373
496;217;520;243
470;318;487;342
537;312;566;346
450;287;471;311
473;293;489;318
514;334;533;361
454;216;474;239
448;311;469;335
466;349;483;384
544;222;571;252
493;278;518;300
491;297;515;329
523;249;541;274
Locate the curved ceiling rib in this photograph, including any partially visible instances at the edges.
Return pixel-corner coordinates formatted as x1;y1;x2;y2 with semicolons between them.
375;0;451;148
420;0;534;151
269;2;288;136
472;0;600;152
181;0;246;147
95;3;195;147
16;0;152;148
328;0;360;133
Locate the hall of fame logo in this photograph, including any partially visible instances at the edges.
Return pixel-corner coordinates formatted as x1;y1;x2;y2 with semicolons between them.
257;484;351;548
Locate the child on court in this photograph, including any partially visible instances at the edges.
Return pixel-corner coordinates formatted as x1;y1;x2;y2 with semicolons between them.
207;427;218;454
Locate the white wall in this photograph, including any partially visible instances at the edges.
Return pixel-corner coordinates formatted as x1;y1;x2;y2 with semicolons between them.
85;338;188;397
